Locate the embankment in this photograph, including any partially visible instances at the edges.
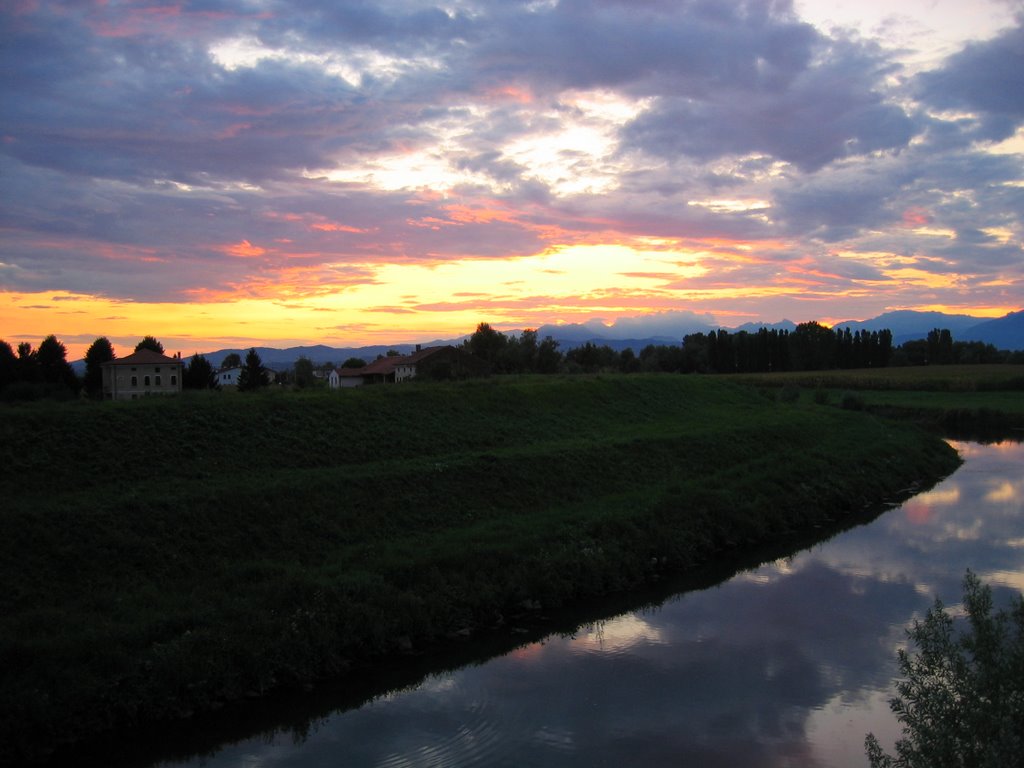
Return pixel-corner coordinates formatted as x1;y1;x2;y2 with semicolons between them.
0;375;961;763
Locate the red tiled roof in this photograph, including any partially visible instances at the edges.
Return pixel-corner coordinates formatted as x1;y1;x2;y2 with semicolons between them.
339;357;393;377
333;348;458;378
102;349;182;366
336;346;454;377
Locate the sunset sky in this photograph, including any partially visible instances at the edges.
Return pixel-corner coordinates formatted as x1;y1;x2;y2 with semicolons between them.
2;0;1023;359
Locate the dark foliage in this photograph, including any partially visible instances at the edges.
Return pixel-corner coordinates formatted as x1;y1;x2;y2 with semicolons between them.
83;337;115;397
866;572;1024;767
134;335;165;354
462;324;565;374
183;353;218;390
0;340;16;390
237;348;269;391
293;356;316;389
1;336;80;400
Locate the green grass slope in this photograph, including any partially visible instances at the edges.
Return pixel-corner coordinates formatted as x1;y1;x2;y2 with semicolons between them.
0;375;960;763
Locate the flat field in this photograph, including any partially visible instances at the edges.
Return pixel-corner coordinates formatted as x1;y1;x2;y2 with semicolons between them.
728;364;1024;434
731;363;1024;395
0;374;961;763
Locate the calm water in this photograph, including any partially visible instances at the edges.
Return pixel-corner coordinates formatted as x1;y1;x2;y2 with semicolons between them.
149;440;1022;768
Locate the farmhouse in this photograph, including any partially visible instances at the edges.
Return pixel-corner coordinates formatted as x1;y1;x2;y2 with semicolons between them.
329;345;489;388
216;366;242;388
101;349;184;400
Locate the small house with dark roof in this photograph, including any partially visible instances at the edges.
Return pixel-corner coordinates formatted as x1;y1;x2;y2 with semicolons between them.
328;345;489;388
101;349;183;400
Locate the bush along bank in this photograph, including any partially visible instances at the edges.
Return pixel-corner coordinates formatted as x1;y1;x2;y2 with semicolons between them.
0;375;962;764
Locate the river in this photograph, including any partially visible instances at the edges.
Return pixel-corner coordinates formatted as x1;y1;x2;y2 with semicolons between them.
111;439;1024;767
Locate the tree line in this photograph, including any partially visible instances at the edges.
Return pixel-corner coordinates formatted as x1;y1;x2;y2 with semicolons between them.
462;321;1020;375
3;322;1019;401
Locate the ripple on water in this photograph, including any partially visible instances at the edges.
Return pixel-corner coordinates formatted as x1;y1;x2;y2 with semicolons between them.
374;687;510;768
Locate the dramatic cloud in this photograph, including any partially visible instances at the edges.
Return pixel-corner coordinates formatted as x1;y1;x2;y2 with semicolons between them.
1;0;1021;355
917;21;1024;142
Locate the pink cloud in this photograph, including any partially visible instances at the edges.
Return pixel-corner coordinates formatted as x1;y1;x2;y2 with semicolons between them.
219;240;266;258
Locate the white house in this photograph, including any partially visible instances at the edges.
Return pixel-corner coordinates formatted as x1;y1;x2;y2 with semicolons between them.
217;366;242;388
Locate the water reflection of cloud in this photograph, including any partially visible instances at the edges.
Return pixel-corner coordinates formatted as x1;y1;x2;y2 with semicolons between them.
979;569;1024;593
733;570;778;585
910;486;962;507
935;519;983;543
901;485;961;524
569;614;665;654
807;688;902;765
902;499;935;524
985;481;1019;504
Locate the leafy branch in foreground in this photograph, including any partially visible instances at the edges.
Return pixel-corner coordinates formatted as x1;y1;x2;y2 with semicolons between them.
865;571;1024;768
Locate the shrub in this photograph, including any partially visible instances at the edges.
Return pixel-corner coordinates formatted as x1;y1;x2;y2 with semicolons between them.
865;571;1024;767
839;391;865;411
778;385;800;403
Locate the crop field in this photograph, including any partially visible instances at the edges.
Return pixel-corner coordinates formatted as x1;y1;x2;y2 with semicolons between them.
730;363;1024;393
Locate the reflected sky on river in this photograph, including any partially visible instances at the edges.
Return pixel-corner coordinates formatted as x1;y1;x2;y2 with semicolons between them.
164;441;1023;768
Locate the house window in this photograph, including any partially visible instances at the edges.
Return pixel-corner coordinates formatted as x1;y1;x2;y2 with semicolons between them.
155;367;161;373
131;376;138;386
144;375;151;386
155;375;162;386
171;375;177;386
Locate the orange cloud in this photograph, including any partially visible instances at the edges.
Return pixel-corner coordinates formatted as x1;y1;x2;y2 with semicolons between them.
443;202;523;225
311;222;369;234
219;239;266;258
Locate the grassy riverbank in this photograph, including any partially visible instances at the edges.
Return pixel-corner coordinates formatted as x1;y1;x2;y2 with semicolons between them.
0;375;960;763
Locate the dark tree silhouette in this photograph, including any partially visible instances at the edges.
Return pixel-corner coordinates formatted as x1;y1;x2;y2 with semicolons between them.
237;348;269;391
927;328;955;365
83;337;115;397
293;356;315;389
790;321;834;371
0;340;17;390
134;336;165;354
183;353;218;390
16;342;40;382
37;335;78;391
465;322;508;367
535;336;562;374
221;352;242;368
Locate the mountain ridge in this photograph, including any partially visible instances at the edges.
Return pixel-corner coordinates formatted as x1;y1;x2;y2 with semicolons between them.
199;310;1022;368
71;310;1023;370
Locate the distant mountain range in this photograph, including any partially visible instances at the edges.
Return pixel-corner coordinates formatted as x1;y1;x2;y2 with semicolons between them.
190;309;1022;369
